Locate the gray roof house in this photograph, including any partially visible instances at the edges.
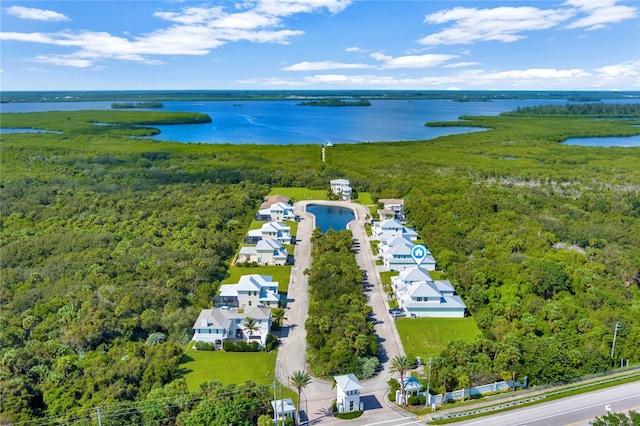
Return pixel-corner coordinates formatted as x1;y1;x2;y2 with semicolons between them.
192;306;272;348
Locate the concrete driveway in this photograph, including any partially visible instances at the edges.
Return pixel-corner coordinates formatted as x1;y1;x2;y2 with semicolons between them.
275;200;408;424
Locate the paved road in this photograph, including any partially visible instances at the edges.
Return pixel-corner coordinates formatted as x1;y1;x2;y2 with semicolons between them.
442;381;640;426
275;200;407;425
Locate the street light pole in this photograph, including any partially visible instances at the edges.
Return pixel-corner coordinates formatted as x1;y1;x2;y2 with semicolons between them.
426;355;432;408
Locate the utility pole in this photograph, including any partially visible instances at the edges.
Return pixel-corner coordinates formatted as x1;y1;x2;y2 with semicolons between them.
610;321;620;361
273;379;278;425
426;355;432;408
280;382;284;425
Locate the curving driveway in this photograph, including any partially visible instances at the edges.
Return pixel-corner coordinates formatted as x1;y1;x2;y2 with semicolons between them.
275;200;408;424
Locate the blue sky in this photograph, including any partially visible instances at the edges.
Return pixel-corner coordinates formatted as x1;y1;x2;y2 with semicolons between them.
1;0;639;91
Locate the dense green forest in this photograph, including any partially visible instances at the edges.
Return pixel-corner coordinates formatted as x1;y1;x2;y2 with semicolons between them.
2;90;639;103
296;98;371;106
1;105;639;423
305;229;378;378
111;101;164;109
509;103;640;116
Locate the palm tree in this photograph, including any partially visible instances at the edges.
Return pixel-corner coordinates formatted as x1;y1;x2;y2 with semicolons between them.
242;317;259;342
390;355;412;405
272;308;286;328
289;370;311;420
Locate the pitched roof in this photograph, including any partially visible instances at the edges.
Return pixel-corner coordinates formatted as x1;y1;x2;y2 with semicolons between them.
261;222;289;233
270;202;292;211
379;218;403;229
256;239;284;251
403;376;422;392
330;178;350;185
398;266;432;283
237;274;273;291
193;306;272;330
378;198;404;206
407;281;442;299
260;194;290;209
334;373;362;392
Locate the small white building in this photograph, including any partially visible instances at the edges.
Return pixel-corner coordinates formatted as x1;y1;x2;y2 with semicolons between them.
334;373;363;413
192;306;272;348
330;179;352;201
271;399;296;422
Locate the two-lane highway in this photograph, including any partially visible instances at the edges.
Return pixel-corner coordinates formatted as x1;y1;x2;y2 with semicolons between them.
442;381;640;426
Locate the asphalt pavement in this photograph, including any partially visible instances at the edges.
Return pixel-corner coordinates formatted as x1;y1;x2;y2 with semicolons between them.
274;200;408;425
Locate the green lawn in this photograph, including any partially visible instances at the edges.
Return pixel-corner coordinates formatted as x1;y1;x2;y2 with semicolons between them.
396;317;481;361
379;271;398;287
354;192;375;205
180;345;278;391
269;187;328;201
222;265;292;293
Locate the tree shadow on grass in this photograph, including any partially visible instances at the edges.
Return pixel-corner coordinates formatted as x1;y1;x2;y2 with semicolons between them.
174;353;195;380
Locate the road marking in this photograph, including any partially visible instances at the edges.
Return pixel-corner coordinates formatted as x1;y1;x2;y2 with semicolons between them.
363;418;413;426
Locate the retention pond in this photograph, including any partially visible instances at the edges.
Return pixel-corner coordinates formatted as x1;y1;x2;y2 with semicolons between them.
306;204;355;233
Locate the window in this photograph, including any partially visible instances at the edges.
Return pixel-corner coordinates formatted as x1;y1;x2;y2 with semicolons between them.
349;401;354;411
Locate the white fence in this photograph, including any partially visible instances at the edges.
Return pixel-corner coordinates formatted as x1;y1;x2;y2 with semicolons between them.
425;380;524;405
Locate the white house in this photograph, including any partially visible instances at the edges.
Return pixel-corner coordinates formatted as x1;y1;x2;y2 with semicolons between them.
392;267;466;318
238;239;288;266
255;202;296;222
334;373;363;413
380;237;436;271
271;399;296;422
373;219;419;242
192;306;272;348
378;198;405;222
330;179;352;201
217;274;280;309
260;222;291;244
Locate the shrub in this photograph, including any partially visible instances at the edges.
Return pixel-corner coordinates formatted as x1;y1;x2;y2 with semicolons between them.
146;332;167;345
335;410;363;420
223;340;260;352
194;341;216;351
264;333;279;352
358;356;379;379
407;395;426;406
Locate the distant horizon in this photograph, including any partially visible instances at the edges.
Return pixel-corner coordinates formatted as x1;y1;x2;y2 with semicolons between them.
1;1;638;91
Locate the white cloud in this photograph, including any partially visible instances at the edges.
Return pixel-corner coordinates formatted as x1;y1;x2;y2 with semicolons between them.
565;0;638;30
420;6;574;45
255;0;352;16
443;61;482;68
2;0;350;67
370;52;458;69
282;60;375;71
34;54;94;68
345;46;363;52
419;1;637;46
595;60;640;79
240;66;604;88
5;6;68;21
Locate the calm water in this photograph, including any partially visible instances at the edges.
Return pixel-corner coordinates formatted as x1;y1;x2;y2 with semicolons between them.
2;98;639;145
563;134;640;147
306;204;355;232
